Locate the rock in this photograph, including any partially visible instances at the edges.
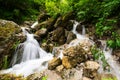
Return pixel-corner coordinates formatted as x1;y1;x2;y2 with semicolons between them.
0;74;24;80
56;65;64;72
61;39;94;69
82;77;92;80
48;43;54;52
54;17;62;28
38;13;50;23
65;31;76;44
95;73;117;80
35;28;47;37
62;68;83;80
0;20;21;69
48;58;62;70
62;56;77;69
34;18;55;32
62;11;75;23
76;23;82;33
48;27;66;45
83;61;100;78
27;69;62;80
113;49;120;58
85;61;100;70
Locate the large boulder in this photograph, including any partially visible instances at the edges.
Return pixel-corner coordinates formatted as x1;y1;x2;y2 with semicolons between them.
0;20;21;69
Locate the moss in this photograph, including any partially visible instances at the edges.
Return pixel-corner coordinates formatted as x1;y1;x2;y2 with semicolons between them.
0;74;26;80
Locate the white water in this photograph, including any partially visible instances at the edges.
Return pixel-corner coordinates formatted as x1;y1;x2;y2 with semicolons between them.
31;21;38;28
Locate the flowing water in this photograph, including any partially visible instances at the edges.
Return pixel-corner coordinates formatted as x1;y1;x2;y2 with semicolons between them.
0;20;120;79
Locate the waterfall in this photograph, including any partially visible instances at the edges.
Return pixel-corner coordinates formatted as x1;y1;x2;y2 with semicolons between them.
0;22;53;77
72;21;86;40
101;41;120;80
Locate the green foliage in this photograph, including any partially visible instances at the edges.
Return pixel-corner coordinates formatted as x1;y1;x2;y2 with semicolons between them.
95;18;116;37
107;33;120;49
45;0;72;17
0;0;39;23
91;46;108;70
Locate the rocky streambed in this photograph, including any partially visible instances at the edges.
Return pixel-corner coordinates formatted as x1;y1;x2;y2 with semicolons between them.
0;12;120;80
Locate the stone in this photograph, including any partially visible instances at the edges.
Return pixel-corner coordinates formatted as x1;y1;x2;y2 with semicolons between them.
27;69;62;80
82;77;92;80
56;65;64;72
48;27;66;45
38;13;50;23
33;18;55;32
0;20;21;69
83;61;100;78
35;28;47;37
85;61;100;70
62;56;77;69
62;68;83;80
48;57;62;70
65;31;76;44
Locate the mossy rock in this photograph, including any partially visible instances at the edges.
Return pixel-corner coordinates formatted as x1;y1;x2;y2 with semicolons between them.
0;19;21;69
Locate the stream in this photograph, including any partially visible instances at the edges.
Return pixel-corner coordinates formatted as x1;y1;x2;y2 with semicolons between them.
0;20;120;79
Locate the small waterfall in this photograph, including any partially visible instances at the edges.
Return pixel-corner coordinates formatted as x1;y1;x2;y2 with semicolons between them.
11;27;48;66
101;41;120;80
72;21;86;40
0;22;53;77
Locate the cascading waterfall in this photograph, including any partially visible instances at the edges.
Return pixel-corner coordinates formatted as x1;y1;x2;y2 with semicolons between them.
0;20;120;79
0;22;53;77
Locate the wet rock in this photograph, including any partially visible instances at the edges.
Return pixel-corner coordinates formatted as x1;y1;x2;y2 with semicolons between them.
0;20;21;69
54;12;74;31
35;28;47;37
65;31;76;44
48;58;62;70
76;23;82;33
48;27;66;45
